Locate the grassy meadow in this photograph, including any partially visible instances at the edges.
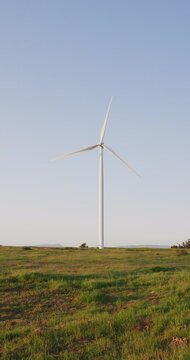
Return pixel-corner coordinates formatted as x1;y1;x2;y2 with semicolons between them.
1;246;190;359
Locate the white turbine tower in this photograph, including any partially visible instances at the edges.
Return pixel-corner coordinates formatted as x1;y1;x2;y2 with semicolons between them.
52;99;140;249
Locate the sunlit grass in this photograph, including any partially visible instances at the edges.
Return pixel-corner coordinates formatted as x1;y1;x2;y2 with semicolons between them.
1;247;190;359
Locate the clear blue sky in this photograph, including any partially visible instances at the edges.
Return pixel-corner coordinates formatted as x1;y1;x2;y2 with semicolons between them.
1;0;190;247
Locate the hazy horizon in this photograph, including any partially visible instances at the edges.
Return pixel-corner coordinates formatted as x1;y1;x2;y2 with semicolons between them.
1;1;190;248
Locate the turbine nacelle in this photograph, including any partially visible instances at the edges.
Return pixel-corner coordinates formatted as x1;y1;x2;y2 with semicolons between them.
98;143;104;148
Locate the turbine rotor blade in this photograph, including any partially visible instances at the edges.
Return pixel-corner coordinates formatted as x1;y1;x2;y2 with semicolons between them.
51;144;98;161
99;97;113;144
104;144;141;178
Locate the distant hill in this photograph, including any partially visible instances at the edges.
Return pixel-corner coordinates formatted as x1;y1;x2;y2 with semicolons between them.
119;245;170;248
35;244;63;248
31;244;170;249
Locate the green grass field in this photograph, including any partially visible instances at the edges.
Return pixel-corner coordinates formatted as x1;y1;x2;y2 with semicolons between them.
1;246;190;360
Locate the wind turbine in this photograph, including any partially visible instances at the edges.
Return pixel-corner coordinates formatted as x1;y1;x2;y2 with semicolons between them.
52;98;140;249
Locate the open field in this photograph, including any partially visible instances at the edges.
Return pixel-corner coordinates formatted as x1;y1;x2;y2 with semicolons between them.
1;246;190;359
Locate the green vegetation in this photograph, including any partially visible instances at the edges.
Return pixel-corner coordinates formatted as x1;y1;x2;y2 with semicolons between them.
1;246;190;359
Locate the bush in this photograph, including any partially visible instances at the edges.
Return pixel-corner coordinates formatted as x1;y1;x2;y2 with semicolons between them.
176;249;188;256
79;243;88;249
22;246;32;251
